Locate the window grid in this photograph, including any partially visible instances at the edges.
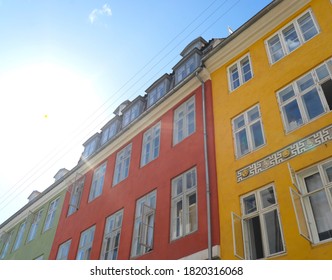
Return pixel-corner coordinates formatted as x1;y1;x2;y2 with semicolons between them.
113;144;132;186
141;123;161;167
68;177;85;215
101;210;123;260
56;240;71;260
131;191;156;257
89;163;107;202
266;9;319;64
171;168;197;240
27;209;43;243
173;96;196;145
277;58;332;132
0;231;14;259
76;226;95;260
43;198;59;232
228;54;253;91
238;185;285;260
13;221;26;251
232;104;266;158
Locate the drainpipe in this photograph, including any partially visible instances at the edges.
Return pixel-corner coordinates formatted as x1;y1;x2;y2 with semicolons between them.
196;69;212;260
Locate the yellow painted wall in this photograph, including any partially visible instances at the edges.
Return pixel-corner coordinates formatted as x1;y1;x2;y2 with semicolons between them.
210;0;332;259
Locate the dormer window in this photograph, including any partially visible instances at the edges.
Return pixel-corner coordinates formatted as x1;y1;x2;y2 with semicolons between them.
146;74;171;108
100;117;121;145
81;133;100;159
174;51;201;85
122;97;145;127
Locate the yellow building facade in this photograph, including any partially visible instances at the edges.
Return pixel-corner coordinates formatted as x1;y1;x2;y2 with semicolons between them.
204;0;332;259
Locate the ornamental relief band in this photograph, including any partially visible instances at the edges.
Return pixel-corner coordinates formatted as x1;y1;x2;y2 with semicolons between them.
236;125;332;182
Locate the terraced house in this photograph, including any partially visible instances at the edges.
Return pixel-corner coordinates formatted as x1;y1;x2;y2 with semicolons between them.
204;0;332;259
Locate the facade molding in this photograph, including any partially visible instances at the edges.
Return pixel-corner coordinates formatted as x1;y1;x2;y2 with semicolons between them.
236;124;332;182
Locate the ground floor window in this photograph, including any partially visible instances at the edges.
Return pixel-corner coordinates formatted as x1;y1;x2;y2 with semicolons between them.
232;184;285;259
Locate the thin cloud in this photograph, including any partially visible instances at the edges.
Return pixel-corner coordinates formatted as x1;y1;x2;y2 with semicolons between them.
89;3;112;24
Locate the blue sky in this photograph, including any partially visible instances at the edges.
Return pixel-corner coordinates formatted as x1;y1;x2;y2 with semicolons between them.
0;0;272;224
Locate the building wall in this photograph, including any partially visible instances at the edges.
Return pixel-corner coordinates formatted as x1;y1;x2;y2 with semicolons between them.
49;79;220;260
0;191;65;260
209;0;332;259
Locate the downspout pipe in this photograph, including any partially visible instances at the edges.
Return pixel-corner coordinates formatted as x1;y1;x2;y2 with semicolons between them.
196;69;212;260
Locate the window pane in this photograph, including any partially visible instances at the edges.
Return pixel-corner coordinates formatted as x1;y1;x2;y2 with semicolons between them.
279;86;295;103
302;88;324;119
236;129;249;156
307;190;332;241
298;12;318;41
304;172;323;192
260;187;276;208
230;66;240;90
315;65;330;81
268;35;284;62
282;99;303;130
247;106;259;122
264;210;284;255
246;216;264;260
188;193;197;232
234;115;245;130
323;164;332;183
243;194;257;214
297;73;314;92
250;121;264;149
241;58;252;82
282;24;300;52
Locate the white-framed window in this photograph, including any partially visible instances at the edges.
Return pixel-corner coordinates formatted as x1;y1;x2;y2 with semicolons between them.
232;104;265;158
0;231;14;259
171;168;197;240
173;96;195;145
122;101;144;127
290;159;332;244
76;225;95;260
141;123;161;167
82;138;98;159
43;198;59;232
26;209;43;243
113;144;132;186
100;120;119;145
131;191;156;257
100;209;123;260
277;58;332;132
68;176;85;215
228;54;253;91
147;83;166;107
56;239;71;260
232;184;285;260
89;162;107;202
266;9;319;64
12;221;26;251
176;56;197;84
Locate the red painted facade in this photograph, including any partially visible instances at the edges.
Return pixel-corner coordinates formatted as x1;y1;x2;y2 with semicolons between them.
49;80;219;260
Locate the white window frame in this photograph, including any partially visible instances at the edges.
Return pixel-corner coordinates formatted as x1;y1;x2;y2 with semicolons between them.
141;122;161;167
175;56;198;84
147;83;166;107
113;144;132;186
0;231;13;259
277;58;332;132
123;102;143;127
265;9;319;64
43;198;59;232
232;184;285;260
232;104;266;158
171;168;197;241
88;162;107;202
101;121;119;145
68;176;85;215
56;239;71;260
13;221;26;251
100;209;123;260
76;225;95;260
290;159;332;244
82;138;97;159
173;96;196;145
27;209;43;243
131;191;156;258
227;54;253;91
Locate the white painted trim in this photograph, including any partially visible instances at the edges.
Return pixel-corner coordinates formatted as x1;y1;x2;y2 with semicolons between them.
179;245;220;260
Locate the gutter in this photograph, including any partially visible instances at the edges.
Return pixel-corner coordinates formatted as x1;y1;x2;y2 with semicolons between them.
196;69;212;260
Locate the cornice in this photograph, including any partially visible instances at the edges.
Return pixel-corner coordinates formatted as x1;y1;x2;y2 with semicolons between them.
204;0;311;73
